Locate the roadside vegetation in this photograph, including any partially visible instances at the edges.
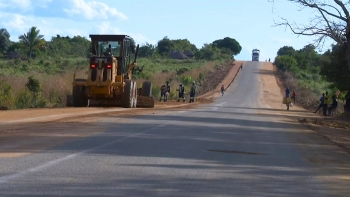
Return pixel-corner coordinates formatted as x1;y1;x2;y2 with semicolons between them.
271;0;350;115
274;44;347;113
0;27;242;109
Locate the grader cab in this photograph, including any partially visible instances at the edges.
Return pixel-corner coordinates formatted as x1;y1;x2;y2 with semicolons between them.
66;34;154;108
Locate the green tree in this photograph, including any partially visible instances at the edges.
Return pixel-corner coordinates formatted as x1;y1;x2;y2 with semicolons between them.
274;55;298;73
212;37;242;55
295;44;319;70
18;26;45;59
69;35;91;57
26;76;42;107
195;43;222;60
172;39;198;52
320;44;349;91
0;28;10;53
157;37;175;56
139;43;157;58
277;46;296;56
7;41;25;53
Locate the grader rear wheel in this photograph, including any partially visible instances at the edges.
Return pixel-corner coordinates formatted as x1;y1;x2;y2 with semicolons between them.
141;81;152;97
72;79;87;107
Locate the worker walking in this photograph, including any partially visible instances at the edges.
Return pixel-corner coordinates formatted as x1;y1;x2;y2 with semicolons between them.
285;87;291;110
221;85;225;96
189;81;197;103
177;83;185;102
285;87;290;98
314;93;325;113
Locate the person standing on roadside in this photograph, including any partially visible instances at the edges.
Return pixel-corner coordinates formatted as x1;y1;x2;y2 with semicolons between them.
189;81;197;103
323;91;330;116
177;83;185;102
328;94;338;115
291;90;296;103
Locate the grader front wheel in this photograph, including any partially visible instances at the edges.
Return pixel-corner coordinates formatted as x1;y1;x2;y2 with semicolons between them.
122;80;137;108
132;81;137;108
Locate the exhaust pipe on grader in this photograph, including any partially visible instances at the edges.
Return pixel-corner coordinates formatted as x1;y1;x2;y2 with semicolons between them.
66;34;154;108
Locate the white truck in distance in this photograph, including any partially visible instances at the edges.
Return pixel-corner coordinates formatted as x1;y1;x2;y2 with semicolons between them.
252;49;260;61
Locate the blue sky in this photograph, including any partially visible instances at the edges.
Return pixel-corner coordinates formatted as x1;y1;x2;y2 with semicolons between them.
0;0;337;61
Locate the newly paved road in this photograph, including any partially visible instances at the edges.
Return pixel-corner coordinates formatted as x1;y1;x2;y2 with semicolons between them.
1;61;350;196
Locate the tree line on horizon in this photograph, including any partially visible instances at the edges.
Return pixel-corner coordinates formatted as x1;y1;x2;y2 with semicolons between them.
0;26;242;61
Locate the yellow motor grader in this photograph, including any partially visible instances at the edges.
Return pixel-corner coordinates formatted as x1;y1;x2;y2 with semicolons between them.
66;34;154;108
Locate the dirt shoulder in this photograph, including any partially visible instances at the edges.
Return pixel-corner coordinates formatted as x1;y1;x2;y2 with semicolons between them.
199;60;244;99
259;62;350;153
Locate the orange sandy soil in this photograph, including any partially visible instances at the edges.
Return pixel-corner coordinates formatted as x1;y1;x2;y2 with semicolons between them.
259;62;350;153
0;60;244;158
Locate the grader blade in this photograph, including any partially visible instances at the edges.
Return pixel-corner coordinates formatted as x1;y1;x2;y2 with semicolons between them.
137;96;154;108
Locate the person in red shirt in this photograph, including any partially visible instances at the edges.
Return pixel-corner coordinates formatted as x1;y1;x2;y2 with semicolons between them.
291;90;296;103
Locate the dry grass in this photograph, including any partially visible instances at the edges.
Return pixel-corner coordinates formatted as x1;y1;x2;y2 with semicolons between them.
276;69;345;114
135;61;219;99
0;69;88;109
0;60;227;108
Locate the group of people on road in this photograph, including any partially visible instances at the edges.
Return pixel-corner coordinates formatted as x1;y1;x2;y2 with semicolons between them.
284;87;339;115
159;81;171;102
285;87;296;110
314;91;338;116
159;63;244;102
159;81;198;103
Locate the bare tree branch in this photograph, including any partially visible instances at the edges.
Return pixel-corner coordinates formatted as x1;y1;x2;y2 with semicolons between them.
334;0;350;19
289;0;347;21
269;0;350;67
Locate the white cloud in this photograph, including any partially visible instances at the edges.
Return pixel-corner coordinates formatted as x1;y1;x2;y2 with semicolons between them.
11;0;31;10
63;0;128;20
269;35;292;44
95;22;155;44
36;0;52;8
1;13;27;34
0;0;32;11
129;33;156;45
67;29;84;37
0;12;154;45
96;21;122;34
0;0;52;11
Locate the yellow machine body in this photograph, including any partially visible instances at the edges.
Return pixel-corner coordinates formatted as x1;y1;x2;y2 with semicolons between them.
66;34;154;108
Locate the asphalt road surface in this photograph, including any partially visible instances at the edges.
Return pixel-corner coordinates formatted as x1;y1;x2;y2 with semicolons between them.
1;61;349;196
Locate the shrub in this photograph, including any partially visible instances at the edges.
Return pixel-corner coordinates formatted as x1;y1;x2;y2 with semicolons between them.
15;90;33;109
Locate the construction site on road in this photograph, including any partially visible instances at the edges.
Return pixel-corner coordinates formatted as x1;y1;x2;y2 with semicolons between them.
0;56;245;158
0;60;245;124
1;61;350;196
